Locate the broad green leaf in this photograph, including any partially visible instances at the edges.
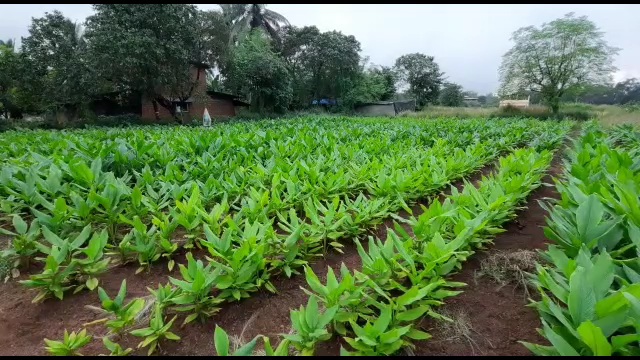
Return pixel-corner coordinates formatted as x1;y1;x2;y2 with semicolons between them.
214;326;230;356
577;320;612;355
568;267;596;326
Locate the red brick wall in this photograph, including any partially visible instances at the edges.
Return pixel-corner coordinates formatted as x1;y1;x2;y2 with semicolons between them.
192;98;236;119
141;99;172;120
140;66;235;121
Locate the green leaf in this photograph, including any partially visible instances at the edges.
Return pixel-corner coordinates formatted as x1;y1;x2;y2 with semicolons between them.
164;332;180;341
568;267;596;326
305;296;319;329
611;334;640;352
577;320;612;355
214;326;230;356
540;320;580;356
12;214;28;234
232;335;259;356
396;306;429;322
372;306;392;336
183;313;199;326
406;328;431;340
86;277;99;291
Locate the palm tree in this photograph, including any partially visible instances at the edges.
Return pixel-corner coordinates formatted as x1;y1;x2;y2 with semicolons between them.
219;4;289;45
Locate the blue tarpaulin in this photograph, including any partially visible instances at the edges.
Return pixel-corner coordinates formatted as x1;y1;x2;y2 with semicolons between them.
311;98;337;106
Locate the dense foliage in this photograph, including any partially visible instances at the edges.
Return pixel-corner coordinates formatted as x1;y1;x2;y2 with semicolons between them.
499;12;619;113
523;123;640;356
0;4;477;122
0;116;575;355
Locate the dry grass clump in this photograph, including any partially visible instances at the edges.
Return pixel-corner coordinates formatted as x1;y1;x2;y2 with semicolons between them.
475;250;539;298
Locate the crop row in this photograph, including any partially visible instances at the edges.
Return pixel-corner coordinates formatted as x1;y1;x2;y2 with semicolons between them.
523;122;640;356
40;143;563;356
251;145;557;355
1;119;571;292
0;117;573;355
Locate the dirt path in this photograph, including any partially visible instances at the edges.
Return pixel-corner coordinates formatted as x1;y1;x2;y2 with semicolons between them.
412;137;573;356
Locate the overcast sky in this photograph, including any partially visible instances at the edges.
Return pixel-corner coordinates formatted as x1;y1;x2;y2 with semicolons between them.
1;4;639;94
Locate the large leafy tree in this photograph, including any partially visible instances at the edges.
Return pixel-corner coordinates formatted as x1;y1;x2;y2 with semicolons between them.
220;4;289;45
499;13;619;113
85;4;206;122
561;78;640;105
278;25;321;108
394;53;444;108
227;31;291;113
439;82;464;107
0;42;20;118
0;39;15;50
343;68;389;107
613;78;640;105
279;25;362;108
18;10;93;123
193;10;232;73
369;66;398;101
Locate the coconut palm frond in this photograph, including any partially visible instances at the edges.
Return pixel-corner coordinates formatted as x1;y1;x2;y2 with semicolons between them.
229;15;252;46
220;4;248;23
263;9;289;26
223;4;289;45
262;21;280;43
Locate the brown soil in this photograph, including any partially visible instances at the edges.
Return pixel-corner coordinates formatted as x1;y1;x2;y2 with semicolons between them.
0;148;564;356
411;141;571;356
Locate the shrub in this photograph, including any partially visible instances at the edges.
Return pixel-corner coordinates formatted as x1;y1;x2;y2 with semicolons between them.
89;114;143;127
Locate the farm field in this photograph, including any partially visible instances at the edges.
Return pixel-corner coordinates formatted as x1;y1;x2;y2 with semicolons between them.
2;116;636;356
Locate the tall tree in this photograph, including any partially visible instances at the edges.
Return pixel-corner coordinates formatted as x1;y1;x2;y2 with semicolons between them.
0;39;15;51
85;4;205;122
439;82;464;107
394;53;444;108
614;78;640;105
342;63;391;107
227;32;291;113
499;12;619;113
0;42;19;118
369;66;397;101
278;25;321;108
220;4;289;45
193;10;232;73
279;26;361;108
19;10;93;123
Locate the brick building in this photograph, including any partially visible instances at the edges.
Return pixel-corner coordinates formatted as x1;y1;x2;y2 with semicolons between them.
140;64;248;121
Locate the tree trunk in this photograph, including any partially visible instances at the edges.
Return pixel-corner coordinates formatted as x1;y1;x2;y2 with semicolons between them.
549;98;560;115
155;96;181;124
250;92;259;112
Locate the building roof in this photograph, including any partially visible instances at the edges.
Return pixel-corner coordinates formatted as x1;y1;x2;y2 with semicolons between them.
355;101;395;107
233;99;250;107
206;90;241;100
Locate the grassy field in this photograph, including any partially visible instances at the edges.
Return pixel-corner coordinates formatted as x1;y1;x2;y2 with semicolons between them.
0;116;638;356
401;104;640;126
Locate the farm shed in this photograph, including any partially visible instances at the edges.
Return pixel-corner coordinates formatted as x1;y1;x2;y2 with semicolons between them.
354;99;416;116
499;96;530;109
355;102;396;116
393;99;416;114
463;96;481;107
